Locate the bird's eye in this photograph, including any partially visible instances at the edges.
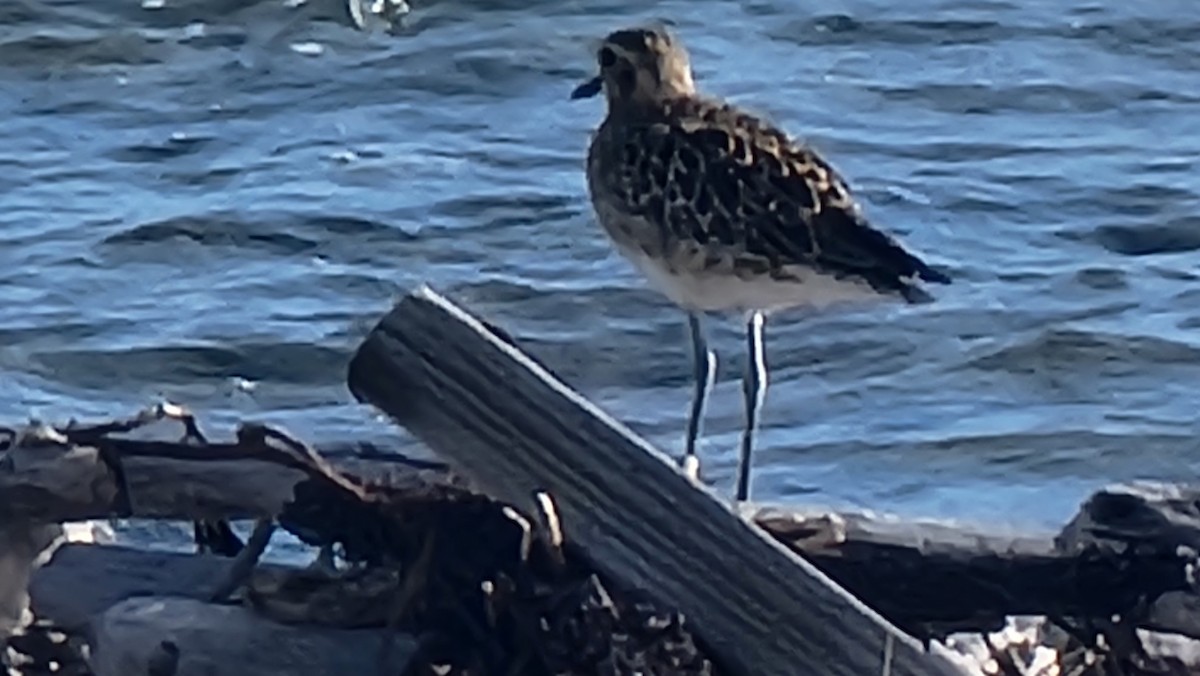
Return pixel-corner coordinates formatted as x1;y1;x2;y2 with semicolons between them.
599;47;617;68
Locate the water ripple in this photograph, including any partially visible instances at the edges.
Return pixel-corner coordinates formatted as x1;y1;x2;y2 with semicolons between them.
2;0;1200;539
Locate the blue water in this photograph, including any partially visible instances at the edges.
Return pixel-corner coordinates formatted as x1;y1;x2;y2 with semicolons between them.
3;0;1200;549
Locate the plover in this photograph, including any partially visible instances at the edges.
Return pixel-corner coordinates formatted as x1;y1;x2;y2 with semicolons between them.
571;24;950;502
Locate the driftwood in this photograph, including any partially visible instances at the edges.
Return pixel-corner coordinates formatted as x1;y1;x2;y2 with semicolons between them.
2;414;723;675
4;403;1200;673
751;504;1195;643
0;406;453;524
344;285;1200;675
341;287;979;674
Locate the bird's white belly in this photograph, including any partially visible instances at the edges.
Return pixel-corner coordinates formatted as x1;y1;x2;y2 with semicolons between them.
623;248;889;315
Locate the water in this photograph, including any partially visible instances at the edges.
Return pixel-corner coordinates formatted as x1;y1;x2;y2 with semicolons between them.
2;0;1200;551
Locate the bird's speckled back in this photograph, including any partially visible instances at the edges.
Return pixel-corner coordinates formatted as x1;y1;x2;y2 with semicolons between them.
579;25;950;308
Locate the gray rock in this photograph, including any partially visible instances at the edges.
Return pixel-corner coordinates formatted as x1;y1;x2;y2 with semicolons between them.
88;596;414;676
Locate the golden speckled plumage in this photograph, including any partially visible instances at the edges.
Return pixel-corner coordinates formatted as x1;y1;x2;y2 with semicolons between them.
570;24;951;503
575;26;949;314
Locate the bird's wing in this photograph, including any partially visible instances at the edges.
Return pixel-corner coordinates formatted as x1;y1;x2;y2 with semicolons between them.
611;99;949;296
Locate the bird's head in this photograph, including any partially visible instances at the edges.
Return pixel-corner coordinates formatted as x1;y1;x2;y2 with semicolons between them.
570;24;696;110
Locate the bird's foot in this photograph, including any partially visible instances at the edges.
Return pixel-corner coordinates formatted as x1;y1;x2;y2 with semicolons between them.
680;454;701;483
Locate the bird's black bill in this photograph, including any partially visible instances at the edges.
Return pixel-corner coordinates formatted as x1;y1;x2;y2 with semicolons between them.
570;75;603;100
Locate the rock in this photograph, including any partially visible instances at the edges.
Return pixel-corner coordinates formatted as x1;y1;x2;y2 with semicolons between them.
87;596;414;676
30;544;240;631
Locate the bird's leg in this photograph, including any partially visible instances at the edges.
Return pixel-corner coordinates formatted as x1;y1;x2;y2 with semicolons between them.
735;310;767;503
683;312;717;482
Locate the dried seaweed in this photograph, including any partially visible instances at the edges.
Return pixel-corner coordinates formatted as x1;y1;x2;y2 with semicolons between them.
278;469;721;676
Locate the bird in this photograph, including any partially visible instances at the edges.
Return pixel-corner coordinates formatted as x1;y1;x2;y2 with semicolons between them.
570;24;950;503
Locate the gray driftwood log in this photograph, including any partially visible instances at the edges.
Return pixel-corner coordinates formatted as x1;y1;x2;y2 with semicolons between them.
749;502;1195;643
346;285;969;676
0;418;451;524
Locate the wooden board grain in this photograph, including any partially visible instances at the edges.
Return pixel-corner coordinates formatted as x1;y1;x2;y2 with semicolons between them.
347;285;969;676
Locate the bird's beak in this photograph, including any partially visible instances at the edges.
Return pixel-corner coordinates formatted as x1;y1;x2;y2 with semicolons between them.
570;75;603;100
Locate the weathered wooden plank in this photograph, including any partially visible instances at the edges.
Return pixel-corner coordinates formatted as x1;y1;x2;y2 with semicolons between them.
748;504;1193;642
0;423;451;524
346;285;969;676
